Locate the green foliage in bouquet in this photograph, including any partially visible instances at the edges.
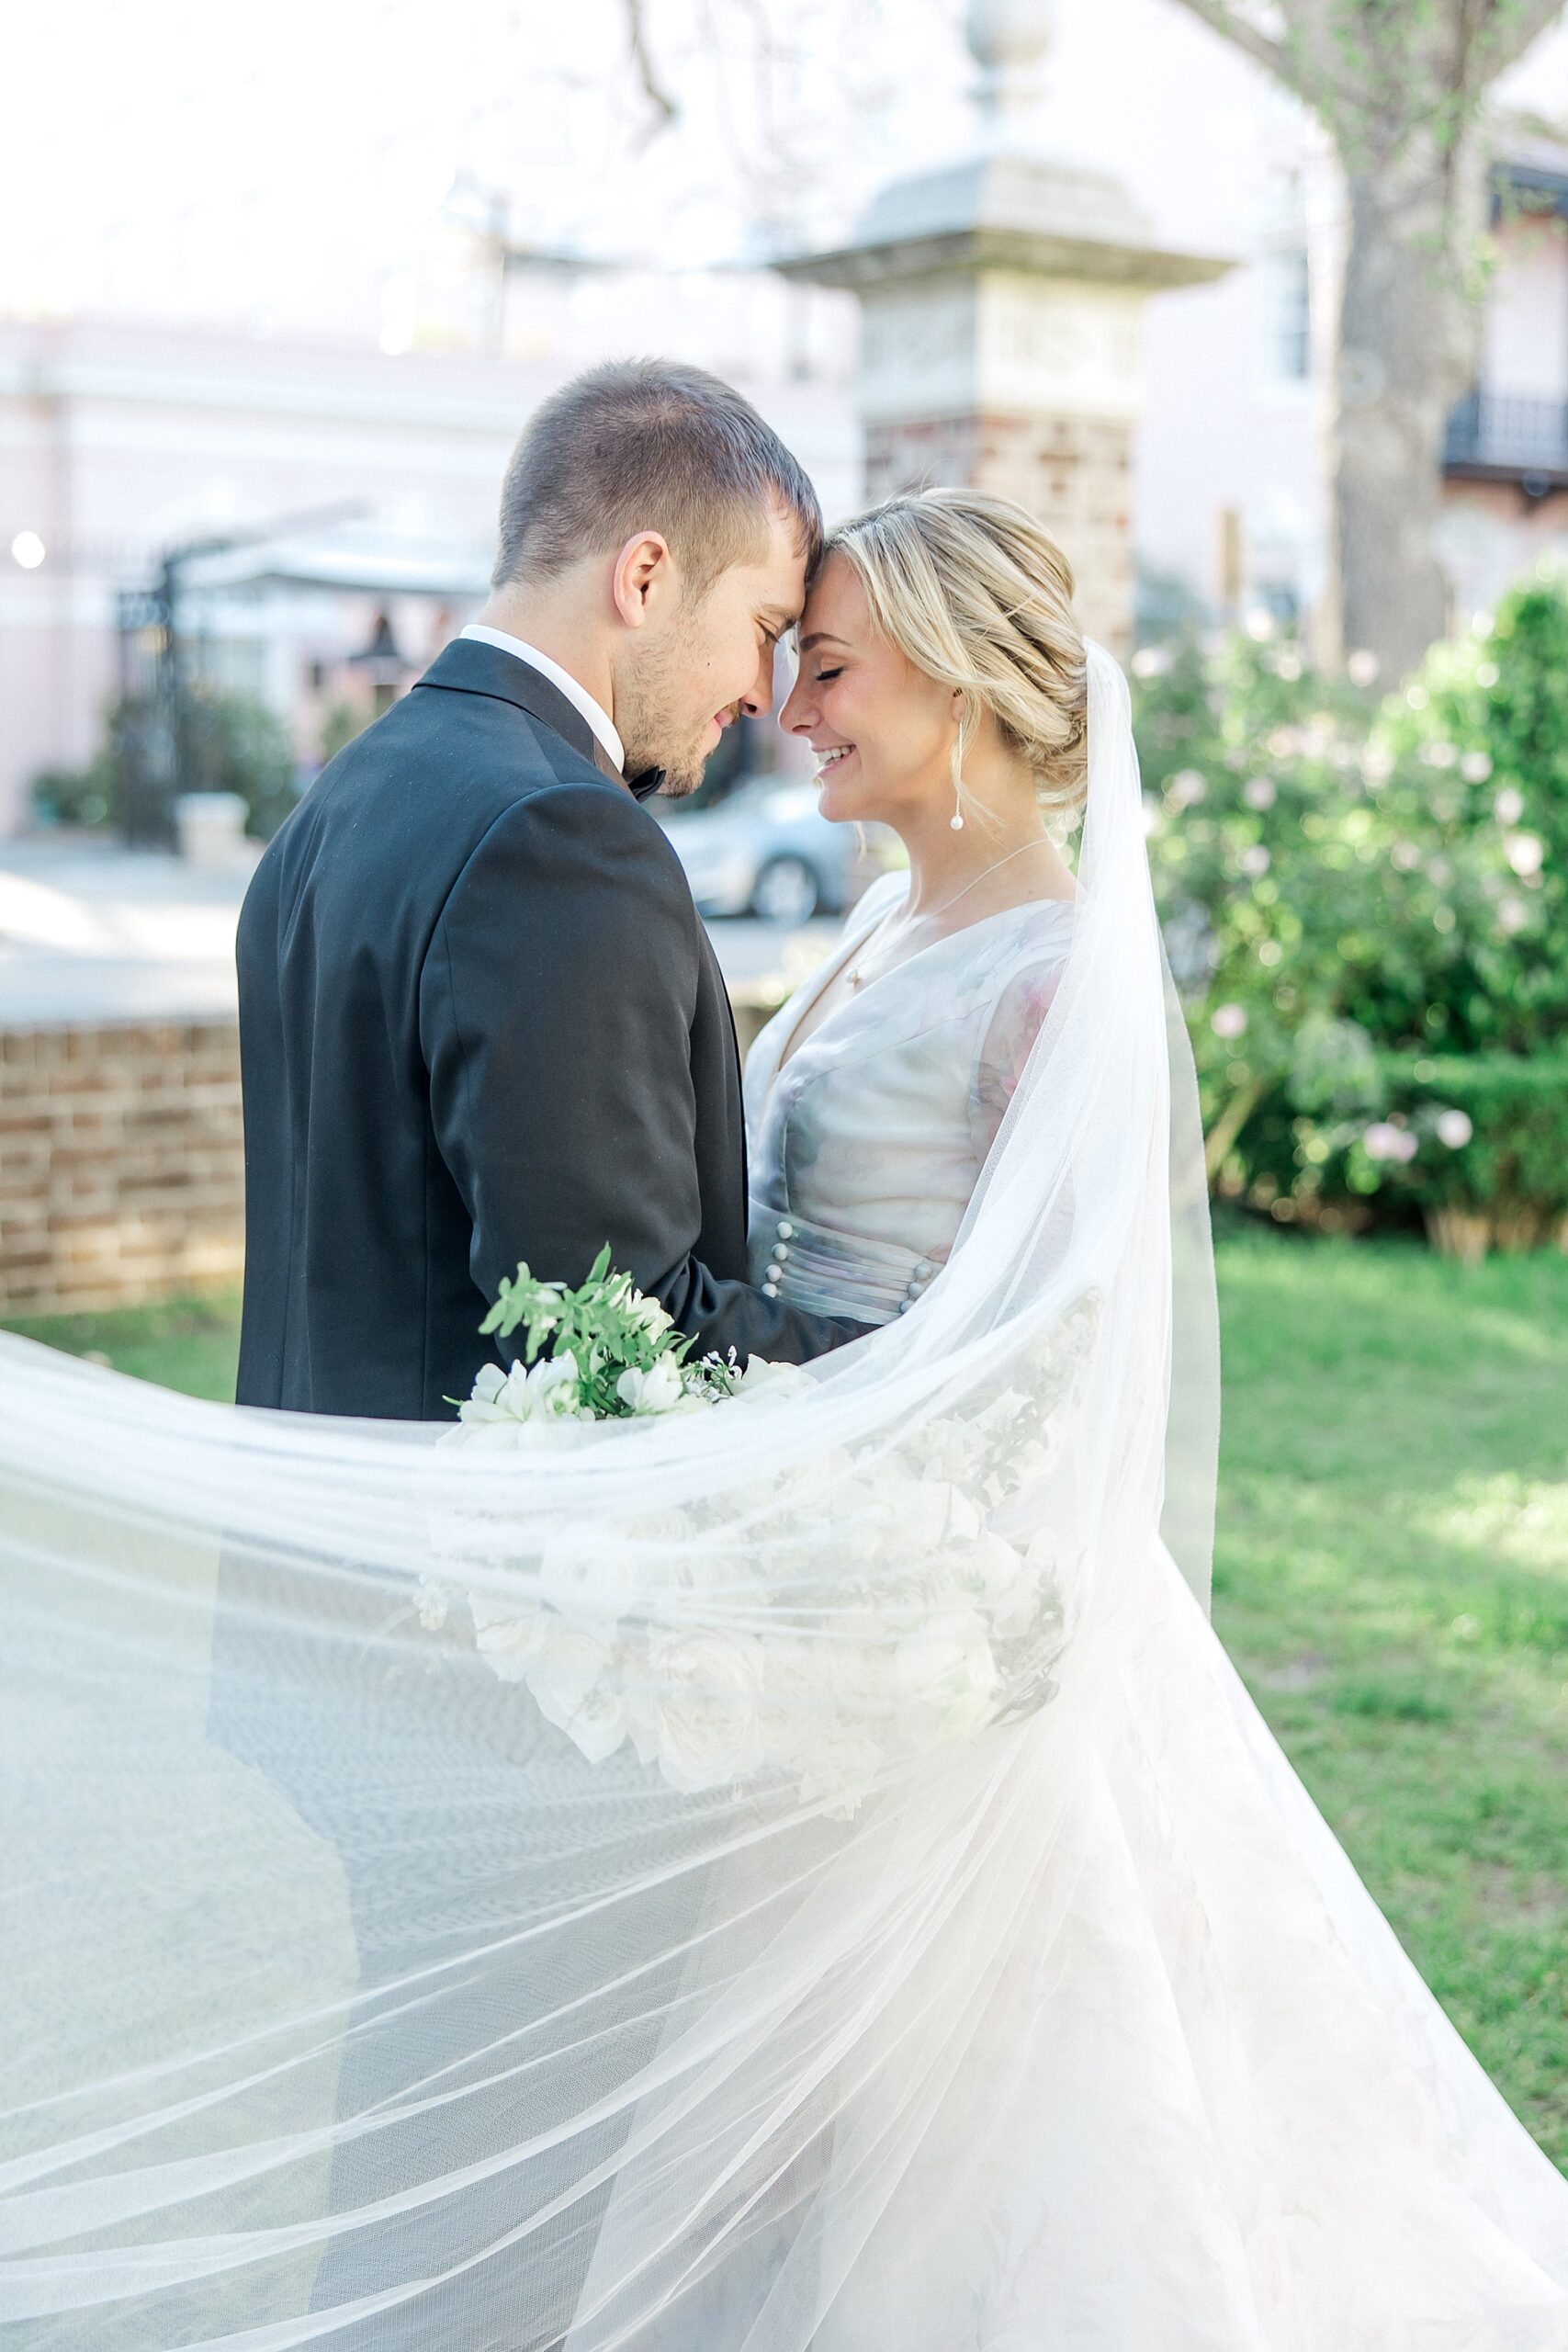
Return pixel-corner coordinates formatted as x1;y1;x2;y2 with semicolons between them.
1134;569;1568;1251
468;1245;742;1425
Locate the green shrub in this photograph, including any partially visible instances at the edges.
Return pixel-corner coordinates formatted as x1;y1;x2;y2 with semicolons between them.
101;688;299;842
1135;568;1568;1253
177;687;298;840
1371;571;1566;1053
30;761;115;831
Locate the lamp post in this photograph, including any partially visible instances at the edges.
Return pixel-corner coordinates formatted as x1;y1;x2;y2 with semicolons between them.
345;611;413;718
119;503;366;848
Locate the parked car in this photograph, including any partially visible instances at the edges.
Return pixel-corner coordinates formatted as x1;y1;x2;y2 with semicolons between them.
658;776;869;922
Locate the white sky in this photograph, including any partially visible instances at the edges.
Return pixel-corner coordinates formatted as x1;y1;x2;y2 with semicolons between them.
6;0;1568;345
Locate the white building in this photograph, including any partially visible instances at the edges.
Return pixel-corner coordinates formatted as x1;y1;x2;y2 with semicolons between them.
4;0;1568;831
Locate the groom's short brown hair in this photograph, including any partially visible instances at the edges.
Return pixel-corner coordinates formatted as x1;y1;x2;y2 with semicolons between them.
492;358;822;595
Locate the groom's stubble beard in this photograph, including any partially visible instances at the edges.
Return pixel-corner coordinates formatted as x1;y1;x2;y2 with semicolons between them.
616;604;727;799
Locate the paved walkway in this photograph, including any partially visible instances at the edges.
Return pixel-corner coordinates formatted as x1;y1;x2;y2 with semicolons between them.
0;837;835;1028
0;839;252;1026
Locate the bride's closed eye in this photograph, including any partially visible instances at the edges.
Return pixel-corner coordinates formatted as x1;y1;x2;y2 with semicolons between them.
816;666;844;683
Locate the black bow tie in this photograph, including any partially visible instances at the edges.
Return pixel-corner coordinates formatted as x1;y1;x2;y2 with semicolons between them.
627;768;666;802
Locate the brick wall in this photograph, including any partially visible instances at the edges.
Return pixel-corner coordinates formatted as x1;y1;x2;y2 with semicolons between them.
1;989;794;1320
0;1021;245;1317
864;410;1134;654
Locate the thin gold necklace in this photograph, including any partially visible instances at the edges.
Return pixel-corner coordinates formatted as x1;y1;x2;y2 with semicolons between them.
844;838;1050;989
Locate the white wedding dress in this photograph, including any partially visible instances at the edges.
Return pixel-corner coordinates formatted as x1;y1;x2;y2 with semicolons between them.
725;875;1568;2351
5;649;1566;2352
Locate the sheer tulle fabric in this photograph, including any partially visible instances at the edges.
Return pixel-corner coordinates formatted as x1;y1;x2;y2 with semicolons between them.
3;650;1564;2348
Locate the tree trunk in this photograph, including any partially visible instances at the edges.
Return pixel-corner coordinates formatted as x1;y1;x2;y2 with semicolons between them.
1330;124;1490;682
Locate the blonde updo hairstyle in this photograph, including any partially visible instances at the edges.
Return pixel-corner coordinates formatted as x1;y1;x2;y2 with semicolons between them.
822;487;1089;835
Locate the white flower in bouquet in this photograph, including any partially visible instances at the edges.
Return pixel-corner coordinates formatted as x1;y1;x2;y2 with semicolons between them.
457;1359;532;1426
457;1352;588;1436
631;1626;767;1791
916;1414;992;1486
540;1520;642;1639
962;1527;1030;1611
847;1470;983;1564
730;1356;817;1403
620;1286;676;1340
523;1620;619;1746
894;1607;999;1747
468;1589;547;1680
547;1679;631;1765
795;1724;889;1816
973;1385;1033;1444
528;1353;590;1416
615;1356;690;1416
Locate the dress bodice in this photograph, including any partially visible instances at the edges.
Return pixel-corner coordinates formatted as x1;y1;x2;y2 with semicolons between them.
744;871;1076;1326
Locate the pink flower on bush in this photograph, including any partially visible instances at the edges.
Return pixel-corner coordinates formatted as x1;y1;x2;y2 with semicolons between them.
1362;1122;1418;1164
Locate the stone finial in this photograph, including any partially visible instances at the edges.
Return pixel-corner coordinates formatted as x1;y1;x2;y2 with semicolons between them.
966;0;1053;132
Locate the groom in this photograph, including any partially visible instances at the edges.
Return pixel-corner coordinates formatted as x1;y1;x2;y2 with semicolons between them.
235;357;863;1420
224;362;863;2345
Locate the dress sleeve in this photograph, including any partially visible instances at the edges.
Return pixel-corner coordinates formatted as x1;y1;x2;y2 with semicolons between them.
968;940;1071;1166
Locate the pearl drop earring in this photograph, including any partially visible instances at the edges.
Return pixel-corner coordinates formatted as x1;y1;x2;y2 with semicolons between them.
951;790;964;832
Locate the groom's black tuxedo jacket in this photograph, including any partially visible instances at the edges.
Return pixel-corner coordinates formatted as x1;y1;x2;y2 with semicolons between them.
234;637;860;1419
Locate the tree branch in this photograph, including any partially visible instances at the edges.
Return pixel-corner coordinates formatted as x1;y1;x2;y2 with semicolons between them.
1476;0;1568;82
623;0;679;133
1165;0;1298;85
1492;97;1568;144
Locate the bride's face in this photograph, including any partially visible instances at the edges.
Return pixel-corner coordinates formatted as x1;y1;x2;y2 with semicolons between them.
781;553;958;828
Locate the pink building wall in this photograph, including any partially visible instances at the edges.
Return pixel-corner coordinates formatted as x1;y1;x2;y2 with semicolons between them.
0;314;860;835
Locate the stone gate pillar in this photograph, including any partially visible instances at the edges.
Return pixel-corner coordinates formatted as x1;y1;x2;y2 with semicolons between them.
779;0;1230;650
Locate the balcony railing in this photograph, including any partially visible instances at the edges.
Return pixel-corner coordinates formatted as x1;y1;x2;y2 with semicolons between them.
1444;390;1568;488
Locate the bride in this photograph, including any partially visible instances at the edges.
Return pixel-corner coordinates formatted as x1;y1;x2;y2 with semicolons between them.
4;492;1567;2351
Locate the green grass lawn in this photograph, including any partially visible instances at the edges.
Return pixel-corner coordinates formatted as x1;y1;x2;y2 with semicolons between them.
5;1290;243;1401
6;1233;1567;2165
1213;1225;1568;2169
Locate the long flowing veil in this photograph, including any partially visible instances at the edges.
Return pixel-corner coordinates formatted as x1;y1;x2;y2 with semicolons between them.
0;645;1222;2346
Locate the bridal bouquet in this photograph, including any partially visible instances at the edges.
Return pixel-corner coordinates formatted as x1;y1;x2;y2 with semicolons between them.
421;1255;1099;1814
448;1244;786;1435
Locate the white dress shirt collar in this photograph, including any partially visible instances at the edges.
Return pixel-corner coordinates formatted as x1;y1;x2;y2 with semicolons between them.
458;624;625;774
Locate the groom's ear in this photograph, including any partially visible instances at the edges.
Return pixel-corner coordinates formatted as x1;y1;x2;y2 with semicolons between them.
610;531;677;630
